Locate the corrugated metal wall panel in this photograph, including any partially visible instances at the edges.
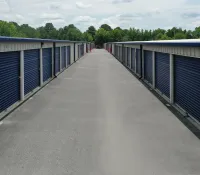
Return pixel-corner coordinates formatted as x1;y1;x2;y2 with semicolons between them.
136;49;141;75
131;48;135;71
61;46;66;69
55;47;60;74
144;50;153;84
24;49;40;95
175;55;200;122
0;51;20;112
143;45;200;58
155;52;170;98
43;48;52;82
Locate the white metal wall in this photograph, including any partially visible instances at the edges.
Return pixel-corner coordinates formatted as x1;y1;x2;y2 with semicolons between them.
143;45;200;58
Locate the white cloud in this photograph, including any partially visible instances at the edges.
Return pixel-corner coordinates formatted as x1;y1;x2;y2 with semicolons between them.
40;13;63;20
0;0;199;32
73;15;96;22
76;2;92;9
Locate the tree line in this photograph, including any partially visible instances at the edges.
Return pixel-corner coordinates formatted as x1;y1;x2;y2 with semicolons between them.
0;20;200;47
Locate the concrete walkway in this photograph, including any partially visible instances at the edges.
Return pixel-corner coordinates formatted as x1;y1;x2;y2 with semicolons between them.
0;49;199;175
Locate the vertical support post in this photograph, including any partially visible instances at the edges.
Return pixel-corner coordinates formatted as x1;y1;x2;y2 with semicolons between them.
40;48;43;86
135;48;137;73
170;54;174;104
141;47;144;79
53;42;56;77
129;47;131;68
74;43;76;63
52;46;54;77
20;50;24;101
60;47;62;71
122;44;124;64
152;51;156;88
140;45;143;79
66;46;68;67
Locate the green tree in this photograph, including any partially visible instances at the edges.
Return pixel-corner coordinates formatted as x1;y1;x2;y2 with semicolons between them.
100;24;112;31
83;32;93;42
95;28;109;47
19;24;40;38
86;26;96;39
193;26;200;38
174;32;187;39
0;21;22;37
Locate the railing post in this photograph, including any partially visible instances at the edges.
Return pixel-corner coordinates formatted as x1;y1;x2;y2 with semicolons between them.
152;51;156;88
20;50;24;101
40;47;43;86
170;54;174;104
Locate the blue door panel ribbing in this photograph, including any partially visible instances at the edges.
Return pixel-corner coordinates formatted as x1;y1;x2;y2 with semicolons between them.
175;55;200;122
61;46;66;69
144;50;153;84
136;49;141;75
155;52;170;98
67;46;70;66
0;51;20;112
127;48;130;67
24;49;40;95
55;47;60;74
43;48;52;82
131;48;135;71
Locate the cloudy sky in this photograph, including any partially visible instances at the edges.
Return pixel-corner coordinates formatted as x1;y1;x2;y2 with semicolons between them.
0;0;200;31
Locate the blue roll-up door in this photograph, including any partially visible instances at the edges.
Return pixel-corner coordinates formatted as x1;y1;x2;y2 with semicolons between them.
67;46;71;66
131;48;135;71
61;46;66;69
24;49;40;95
155;52;170;98
136;49;141;75
43;48;52;82
55;47;60;74
175;55;200;122
0;51;20;112
127;48;130;67
144;50;153;84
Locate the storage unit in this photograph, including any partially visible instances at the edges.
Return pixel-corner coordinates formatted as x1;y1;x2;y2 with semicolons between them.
67;46;71;66
61;46;66;69
24;49;40;95
144;50;153;85
43;48;52;82
155;52;170;98
0;51;20;112
174;55;200;122
136;49;141;75
55;47;60;74
131;48;135;71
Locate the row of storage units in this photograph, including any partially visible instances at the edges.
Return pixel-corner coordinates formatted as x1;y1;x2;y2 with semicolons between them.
106;40;200;125
86;43;95;53
0;37;90;118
